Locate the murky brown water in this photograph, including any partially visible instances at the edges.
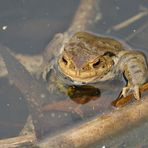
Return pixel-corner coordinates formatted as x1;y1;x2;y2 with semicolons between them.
0;0;148;147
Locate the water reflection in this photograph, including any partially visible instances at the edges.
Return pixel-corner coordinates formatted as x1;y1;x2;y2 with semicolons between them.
67;85;100;104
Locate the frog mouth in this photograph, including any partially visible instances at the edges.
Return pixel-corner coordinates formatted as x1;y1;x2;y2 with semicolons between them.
58;67;102;82
58;56;113;83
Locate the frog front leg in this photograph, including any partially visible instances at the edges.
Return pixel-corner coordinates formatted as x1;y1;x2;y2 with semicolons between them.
118;50;148;100
39;33;65;80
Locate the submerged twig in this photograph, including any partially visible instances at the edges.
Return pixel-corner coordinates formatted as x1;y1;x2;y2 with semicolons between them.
125;21;148;41
0;54;42;77
110;10;148;31
67;0;101;35
0;45;55;139
0;134;35;148
112;83;148;107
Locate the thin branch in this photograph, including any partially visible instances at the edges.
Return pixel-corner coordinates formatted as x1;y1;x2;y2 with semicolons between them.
110;10;148;31
112;83;148;107
125;21;148;41
67;0;101;35
0;134;35;148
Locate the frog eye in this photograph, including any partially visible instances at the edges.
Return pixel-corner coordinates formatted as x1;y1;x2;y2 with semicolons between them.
92;59;101;68
104;51;115;57
62;56;68;65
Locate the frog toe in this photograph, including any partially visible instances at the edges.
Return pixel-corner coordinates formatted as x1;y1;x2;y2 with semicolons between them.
121;85;141;100
121;86;130;97
133;85;140;100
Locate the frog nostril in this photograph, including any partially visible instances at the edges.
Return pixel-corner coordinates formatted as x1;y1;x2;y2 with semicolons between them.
81;66;90;71
69;63;75;69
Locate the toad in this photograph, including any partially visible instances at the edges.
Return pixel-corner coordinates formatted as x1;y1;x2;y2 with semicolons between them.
43;31;147;100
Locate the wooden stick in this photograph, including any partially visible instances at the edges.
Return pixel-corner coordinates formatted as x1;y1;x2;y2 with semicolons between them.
0;54;42;78
39;94;148;148
0;134;35;148
125;21;148;41
67;0;101;35
112;83;148;107
111;11;148;31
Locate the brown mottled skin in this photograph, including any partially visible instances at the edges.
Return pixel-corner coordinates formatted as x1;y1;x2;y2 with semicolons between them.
44;32;148;100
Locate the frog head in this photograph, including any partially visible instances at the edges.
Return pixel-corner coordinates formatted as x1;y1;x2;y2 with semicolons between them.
57;32;117;83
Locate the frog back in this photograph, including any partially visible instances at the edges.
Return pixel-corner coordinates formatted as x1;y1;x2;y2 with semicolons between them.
68;32;124;55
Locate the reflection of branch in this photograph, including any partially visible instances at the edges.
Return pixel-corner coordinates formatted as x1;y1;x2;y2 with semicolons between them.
112;83;148;107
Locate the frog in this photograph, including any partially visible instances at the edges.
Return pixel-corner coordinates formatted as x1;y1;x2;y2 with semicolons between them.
42;31;148;100
0;31;147;143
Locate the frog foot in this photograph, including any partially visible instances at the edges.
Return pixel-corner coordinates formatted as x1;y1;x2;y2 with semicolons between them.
121;85;140;100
